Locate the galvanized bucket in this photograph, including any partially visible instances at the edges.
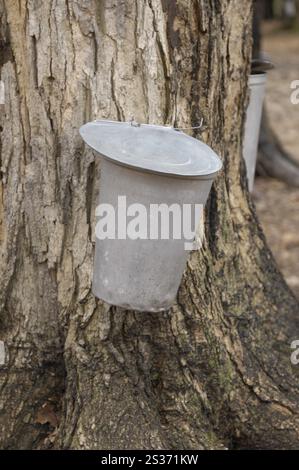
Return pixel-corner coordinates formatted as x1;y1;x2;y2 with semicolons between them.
80;120;222;312
243;73;267;191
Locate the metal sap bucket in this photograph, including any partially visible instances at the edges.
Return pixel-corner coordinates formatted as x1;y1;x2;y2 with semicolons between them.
243;73;267;191
80;120;222;312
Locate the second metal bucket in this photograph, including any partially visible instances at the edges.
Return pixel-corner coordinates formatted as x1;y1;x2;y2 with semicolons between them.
243;73;267;191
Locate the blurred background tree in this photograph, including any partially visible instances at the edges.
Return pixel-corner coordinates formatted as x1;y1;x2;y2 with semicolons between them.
254;0;299;186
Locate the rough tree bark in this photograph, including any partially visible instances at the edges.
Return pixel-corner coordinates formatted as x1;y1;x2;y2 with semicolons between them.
0;0;299;450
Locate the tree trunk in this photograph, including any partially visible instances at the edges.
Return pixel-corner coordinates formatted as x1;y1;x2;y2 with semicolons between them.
1;0;299;450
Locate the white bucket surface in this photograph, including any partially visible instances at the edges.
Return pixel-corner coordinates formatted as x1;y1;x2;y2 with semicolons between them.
80;120;222;312
243;73;267;191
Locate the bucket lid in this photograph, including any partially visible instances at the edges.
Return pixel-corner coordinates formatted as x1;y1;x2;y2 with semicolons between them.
79;120;222;179
251;58;274;74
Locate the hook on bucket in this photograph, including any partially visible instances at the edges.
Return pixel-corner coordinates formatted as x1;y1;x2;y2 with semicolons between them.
172;117;204;132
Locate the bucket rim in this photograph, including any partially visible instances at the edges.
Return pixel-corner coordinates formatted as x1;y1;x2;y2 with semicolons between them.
249;73;267;86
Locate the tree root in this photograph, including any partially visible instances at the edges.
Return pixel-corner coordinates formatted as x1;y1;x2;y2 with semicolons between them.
257;110;299;188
